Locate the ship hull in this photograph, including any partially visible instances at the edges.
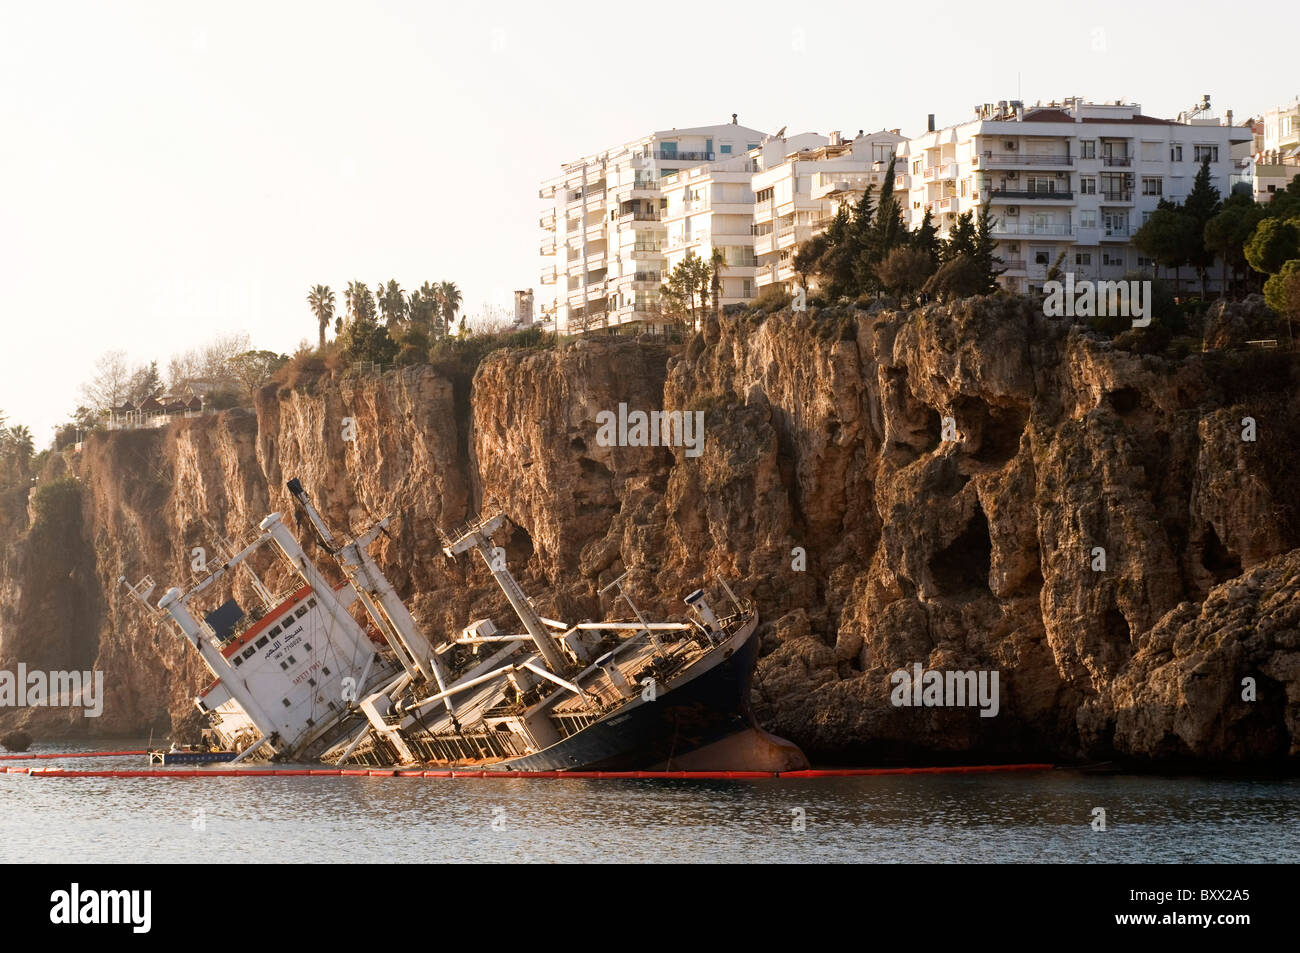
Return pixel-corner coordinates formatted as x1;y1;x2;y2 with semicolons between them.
486;616;800;772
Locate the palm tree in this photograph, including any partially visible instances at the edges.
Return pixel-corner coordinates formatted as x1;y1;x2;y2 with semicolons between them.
377;279;407;329
307;285;335;349
437;281;462;335
413;281;440;335
345;281;376;326
7;425;33;471
709;246;725;318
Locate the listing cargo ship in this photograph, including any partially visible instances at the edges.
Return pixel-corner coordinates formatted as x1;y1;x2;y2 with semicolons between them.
125;479;807;773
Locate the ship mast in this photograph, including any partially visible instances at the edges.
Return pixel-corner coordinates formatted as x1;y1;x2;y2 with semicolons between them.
441;514;570;675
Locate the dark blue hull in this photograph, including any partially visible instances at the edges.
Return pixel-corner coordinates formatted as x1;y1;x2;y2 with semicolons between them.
488;623;761;772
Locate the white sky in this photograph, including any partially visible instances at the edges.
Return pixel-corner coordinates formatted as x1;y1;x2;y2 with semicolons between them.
2;0;1296;444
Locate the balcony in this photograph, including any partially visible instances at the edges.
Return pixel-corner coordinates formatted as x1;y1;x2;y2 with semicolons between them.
923;162;957;179
975;152;1073;167
990;221;1075;237
540;267;557;284
988;188;1075;201
629;242;663;260
539;209;555;229
999;258;1027;272
1102;155;1132;167
1099;225;1134;241
539;237;556;255
655;150;715;162
618;211;661;224
1100;190;1134;202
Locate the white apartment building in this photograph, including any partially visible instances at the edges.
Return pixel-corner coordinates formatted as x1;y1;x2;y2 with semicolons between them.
1253;97;1300;203
898;98;1253;293
539;118;767;335
751;129;906;290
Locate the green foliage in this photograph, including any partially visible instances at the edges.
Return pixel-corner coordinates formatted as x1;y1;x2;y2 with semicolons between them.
307;284;335;349
337;312;398;364
228;350;289;394
1245;217;1300;275
923;254;986;301
746;285;792;314
875;245;935;301
32;477;82;528
1263;260;1300;343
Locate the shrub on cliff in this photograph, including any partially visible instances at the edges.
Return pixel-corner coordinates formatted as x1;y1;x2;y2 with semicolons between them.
32;476;81;528
746;285;791;314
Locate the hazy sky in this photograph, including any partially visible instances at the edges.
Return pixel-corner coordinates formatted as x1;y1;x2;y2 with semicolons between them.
2;0;1295;443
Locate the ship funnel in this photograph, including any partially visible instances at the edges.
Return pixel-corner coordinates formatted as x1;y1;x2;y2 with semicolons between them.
684;589;720;635
596;651;636;700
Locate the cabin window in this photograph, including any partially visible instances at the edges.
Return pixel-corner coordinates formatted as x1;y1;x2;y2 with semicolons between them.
303;643;312;652
281;616;294;629
287;655;297;665
241;646;256;660
233;657;243;668
268;626;281;639
295;606;309;618
255;635;269;649
282;698;291;708
322;666;331;676
307;598;317;608
280;661;288;670
306;718;314;727
308;678;317;687
328;700;337;710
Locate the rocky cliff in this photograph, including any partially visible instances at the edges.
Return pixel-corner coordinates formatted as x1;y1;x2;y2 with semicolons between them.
3;297;1298;765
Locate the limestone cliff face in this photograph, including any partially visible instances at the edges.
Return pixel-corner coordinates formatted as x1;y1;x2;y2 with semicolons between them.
2;299;1298;765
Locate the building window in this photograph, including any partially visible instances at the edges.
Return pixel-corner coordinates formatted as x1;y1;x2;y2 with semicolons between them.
1193;144;1219;163
1080;210;1097;228
746;143;758;150
1170;144;1183;162
1034;250;1051;265
742;279;754;298
720;144;732;154
1103;251;1124;267
1141;177;1163;195
1080;177;1096;194
1137;255;1154;268
1080;140;1096;159
756;187;774;203
1075;252;1092;265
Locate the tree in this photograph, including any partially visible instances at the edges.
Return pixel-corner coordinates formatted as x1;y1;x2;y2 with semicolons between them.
1245;217;1300;277
337;311;398;364
875;246;935;304
127;361;162;403
1183;158;1223;295
307;284;335;349
377;279;407;329
912;208;941;268
662;252;711;329
942;211;977;263
345;281;376;325
1204;196;1265;296
709;246;725;316
1262;259;1300;348
81;350;134;413
793;233;828;292
410;282;441;336
437;281;463;333
228;350;289;394
923;254;986;302
166;332;252;393
1134;206;1198;291
971;205;1006;292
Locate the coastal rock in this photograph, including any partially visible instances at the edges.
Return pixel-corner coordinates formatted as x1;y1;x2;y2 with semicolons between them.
1;298;1297;765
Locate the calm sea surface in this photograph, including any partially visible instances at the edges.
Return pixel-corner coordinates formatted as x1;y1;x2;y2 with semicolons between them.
2;741;1296;863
